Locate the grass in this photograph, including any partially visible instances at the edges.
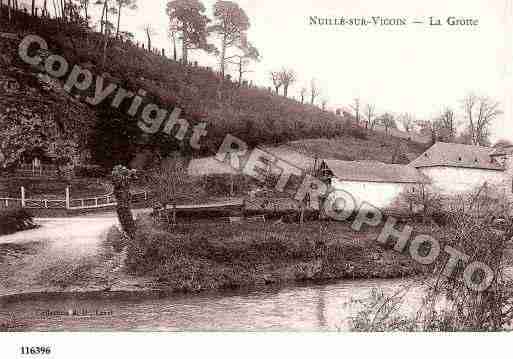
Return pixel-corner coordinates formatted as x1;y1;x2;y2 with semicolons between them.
1;11;428;172
287;132;428;164
118;216;425;293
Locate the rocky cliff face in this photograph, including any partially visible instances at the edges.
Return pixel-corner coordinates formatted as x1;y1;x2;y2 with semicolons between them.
0;32;96;169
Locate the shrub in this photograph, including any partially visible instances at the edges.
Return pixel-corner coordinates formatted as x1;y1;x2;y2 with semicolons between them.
103;225;128;254
74;164;108;178
0;209;35;235
201;174;253;197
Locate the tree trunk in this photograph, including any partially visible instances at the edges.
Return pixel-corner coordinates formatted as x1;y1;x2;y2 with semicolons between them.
52;0;57;18
115;1;121;37
113;184;136;239
146;31;152;52
220;34;226;78
181;37;187;63
83;1;88;22
101;32;109;69
238;59;243;85
171;34;177;61
31;0;34;15
100;0;107;34
284;85;288;97
7;0;11;22
59;0;64;20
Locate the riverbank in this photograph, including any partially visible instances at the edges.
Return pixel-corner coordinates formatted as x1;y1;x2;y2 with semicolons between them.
120;216;427;293
0;214;427;302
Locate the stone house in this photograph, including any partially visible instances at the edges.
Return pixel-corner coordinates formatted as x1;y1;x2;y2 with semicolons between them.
318;142;513;212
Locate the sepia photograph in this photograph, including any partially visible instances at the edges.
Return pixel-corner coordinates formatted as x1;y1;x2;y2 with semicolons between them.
0;0;512;355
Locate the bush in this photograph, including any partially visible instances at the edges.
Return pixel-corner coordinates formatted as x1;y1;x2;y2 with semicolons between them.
103;225;128;254
201;174;254;197
347;126;368;140
0;209;36;235
74;164;108;178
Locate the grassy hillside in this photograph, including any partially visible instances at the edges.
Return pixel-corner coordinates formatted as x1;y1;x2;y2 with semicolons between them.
1;10;427;170
286;132;428;164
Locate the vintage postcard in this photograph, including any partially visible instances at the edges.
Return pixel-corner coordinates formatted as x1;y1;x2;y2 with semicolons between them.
0;0;512;356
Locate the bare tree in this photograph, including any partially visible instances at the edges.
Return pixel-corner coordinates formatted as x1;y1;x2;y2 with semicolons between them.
299;87;307;104
364;103;376;129
229;38;259;85
321;98;328;111
462;93;502;146
437;107;457;142
310;78;320;105
379;113;396;135
270;71;282;94
400;112;415;133
350;98;361;125
142;24;158;51
279;67;296;97
415;119;438;144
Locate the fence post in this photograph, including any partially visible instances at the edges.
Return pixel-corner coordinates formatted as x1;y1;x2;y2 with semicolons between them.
20;186;26;208
65;186;70;209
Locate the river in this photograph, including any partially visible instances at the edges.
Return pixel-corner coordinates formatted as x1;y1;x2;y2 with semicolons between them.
1;277;426;331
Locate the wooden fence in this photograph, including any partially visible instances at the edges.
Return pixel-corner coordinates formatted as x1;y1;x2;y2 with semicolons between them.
0;188;151;211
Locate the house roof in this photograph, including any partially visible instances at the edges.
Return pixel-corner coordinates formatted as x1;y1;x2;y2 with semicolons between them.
410;142;504;171
324;159;430;184
490;145;513;157
263;145;428;184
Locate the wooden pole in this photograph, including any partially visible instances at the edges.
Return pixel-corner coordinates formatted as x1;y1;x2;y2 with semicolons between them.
20;186;25;208
65;186;70;209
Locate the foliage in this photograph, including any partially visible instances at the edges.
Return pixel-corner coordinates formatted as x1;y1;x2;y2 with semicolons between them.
210;0;250;76
124;217;423;291
0;209;36;235
352;187;513;331
350;288;418;331
403;184;444;223
165;0;215;63
74;164;108;178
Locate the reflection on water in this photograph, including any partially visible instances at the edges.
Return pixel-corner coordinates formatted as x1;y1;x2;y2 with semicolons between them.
1;278;425;331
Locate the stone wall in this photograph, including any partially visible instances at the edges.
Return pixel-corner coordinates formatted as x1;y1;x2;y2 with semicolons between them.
330;178;418;211
418;166;511;200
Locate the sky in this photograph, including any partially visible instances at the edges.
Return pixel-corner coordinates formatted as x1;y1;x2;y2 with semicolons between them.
22;0;513;143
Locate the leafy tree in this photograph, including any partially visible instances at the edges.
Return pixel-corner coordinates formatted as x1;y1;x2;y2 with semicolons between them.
210;0;250;78
147;152;201;225
165;0;214;64
111;165;137;239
